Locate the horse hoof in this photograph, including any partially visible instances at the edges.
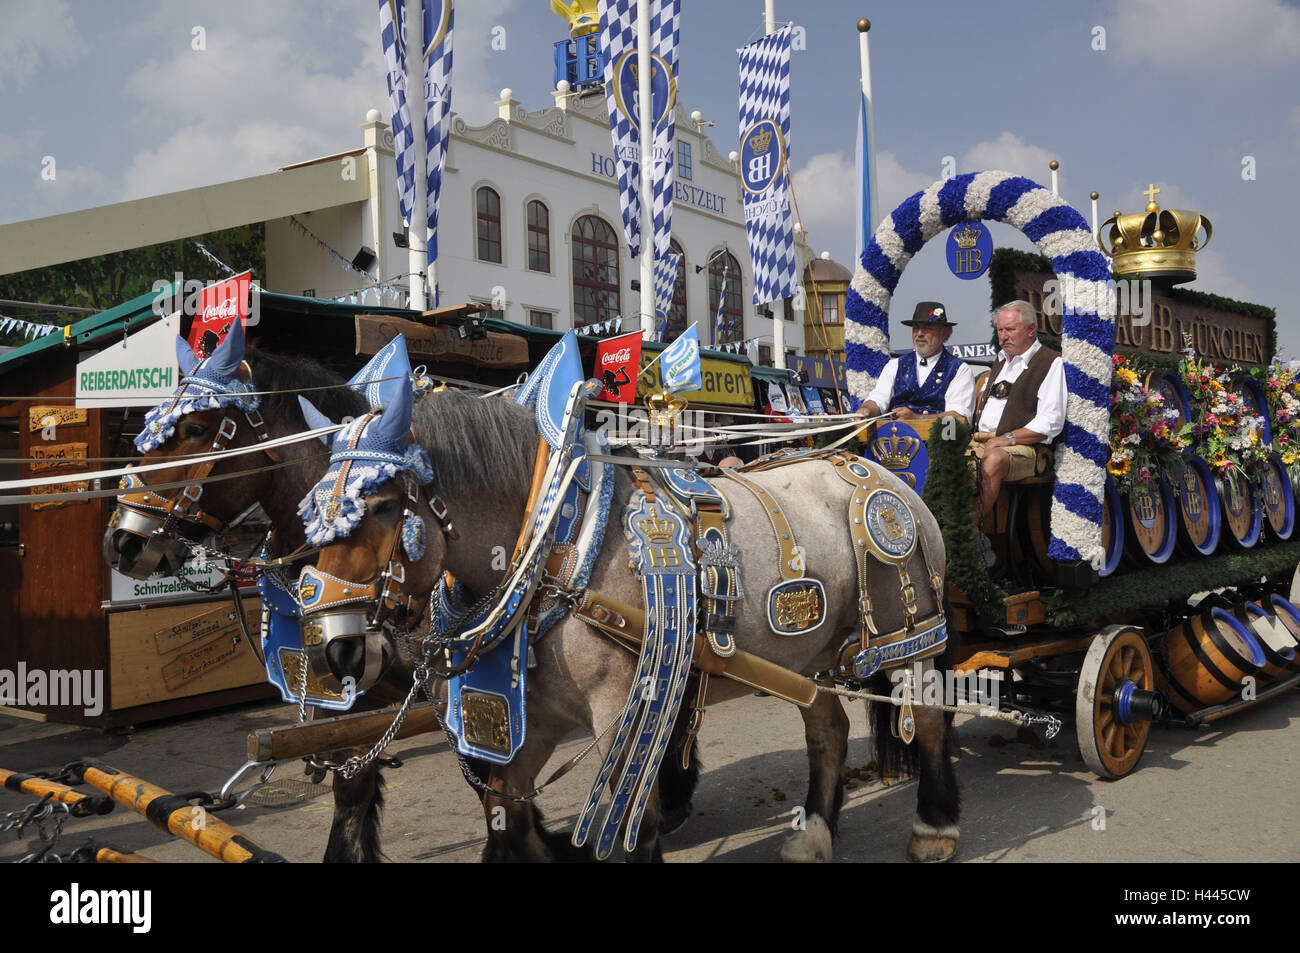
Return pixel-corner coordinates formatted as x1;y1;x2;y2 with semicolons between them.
907;833;957;863
780;813;832;863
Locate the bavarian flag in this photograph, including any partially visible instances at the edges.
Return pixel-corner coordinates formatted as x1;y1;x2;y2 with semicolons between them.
661;323;701;394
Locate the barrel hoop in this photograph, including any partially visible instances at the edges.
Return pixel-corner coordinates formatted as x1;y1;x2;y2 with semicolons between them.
1180;619;1245;693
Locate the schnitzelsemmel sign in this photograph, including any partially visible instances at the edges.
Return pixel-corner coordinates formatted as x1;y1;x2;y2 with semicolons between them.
1007;268;1271;366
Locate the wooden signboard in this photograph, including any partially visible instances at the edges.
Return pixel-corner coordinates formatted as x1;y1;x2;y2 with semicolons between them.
1009;269;1270;366
355;314;529;368
108;601;265;710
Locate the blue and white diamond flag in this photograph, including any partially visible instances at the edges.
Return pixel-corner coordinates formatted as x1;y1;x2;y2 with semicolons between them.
738;24;796;306
378;0;417;227
652;251;680;341
597;0;680;258
423;0;454;269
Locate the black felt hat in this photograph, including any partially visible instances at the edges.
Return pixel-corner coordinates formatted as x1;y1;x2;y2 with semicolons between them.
901;301;956;328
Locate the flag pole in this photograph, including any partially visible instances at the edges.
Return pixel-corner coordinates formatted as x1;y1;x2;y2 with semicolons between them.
637;0;655;341
858;19;879;235
406;0;428;310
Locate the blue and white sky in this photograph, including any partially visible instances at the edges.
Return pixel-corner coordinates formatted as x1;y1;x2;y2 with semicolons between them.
2;0;1297;354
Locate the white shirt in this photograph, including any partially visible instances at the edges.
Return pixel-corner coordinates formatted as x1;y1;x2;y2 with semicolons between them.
864;350;976;423
976;339;1067;440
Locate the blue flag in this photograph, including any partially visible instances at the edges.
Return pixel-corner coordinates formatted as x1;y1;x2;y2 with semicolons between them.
854;89;872;262
661;324;701;394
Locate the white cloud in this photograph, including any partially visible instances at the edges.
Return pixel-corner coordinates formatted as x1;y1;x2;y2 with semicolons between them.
790;149;932;243
0;0;86;90
959;132;1060;185
1185;249;1255;302
1106;0;1300;67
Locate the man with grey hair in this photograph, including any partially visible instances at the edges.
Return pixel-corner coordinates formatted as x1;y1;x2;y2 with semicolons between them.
969;300;1068;534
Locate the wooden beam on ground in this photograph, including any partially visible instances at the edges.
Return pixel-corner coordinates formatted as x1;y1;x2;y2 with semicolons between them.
247;701;446;763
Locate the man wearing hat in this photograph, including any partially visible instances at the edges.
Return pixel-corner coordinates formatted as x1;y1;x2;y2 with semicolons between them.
856;301;975;422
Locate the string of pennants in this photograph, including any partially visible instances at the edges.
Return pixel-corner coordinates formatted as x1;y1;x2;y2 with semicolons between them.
287;215;412;308
714;336;762;354
0;316;61;339
575;317;624;336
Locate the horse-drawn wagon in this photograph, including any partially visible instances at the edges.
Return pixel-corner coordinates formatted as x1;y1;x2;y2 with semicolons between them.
84;171;1298;863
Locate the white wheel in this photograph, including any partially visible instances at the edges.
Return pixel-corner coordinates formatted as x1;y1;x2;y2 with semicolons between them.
1075;626;1156;779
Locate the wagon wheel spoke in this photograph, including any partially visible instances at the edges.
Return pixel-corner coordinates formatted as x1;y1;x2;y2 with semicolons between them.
1102;721;1118;755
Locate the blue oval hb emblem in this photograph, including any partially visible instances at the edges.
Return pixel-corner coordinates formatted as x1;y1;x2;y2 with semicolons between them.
946;220;993;280
613;51;676;132
739;119;785;195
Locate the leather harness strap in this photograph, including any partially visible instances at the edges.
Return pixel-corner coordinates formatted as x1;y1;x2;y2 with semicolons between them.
718;468;806;586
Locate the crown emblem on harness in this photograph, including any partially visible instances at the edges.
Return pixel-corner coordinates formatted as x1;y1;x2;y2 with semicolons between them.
871;425;921;470
748;128;773;153
637;510;676;542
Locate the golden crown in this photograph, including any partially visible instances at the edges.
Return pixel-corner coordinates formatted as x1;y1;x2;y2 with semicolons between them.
629;61;658;81
953;224;982;249
748;128;773;153
550;0;600;37
871;424;921;470
1098;183;1212;285
637;510;676;542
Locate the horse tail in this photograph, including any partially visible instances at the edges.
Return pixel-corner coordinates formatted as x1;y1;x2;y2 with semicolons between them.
868;629;961;779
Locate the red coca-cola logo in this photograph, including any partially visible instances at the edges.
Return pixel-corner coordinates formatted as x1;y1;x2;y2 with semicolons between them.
200;297;241;321
602;348;632;366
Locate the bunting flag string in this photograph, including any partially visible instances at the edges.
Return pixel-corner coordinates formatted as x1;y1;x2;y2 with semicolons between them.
287;216;409;306
0;316;61;339
191;241;236;276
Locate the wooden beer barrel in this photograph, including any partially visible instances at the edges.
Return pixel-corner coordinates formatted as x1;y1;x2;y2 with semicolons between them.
1241;602;1300;680
1124;469;1177;564
1099;475;1123;577
1161;607;1267;713
1217;473;1262;548
1260;455;1295;540
1175;454;1221;555
1267;595;1300;653
1143;369;1192;433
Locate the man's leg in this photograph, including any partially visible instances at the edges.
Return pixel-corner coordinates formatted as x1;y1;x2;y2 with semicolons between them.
977;446;1010;526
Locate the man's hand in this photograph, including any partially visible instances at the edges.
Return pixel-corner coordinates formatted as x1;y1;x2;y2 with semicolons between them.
892;407;917;420
855;400;882;419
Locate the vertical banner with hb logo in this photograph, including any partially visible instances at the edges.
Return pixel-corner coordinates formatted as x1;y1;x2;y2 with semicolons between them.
738;24;796;307
597;0;681;259
423;0;454;271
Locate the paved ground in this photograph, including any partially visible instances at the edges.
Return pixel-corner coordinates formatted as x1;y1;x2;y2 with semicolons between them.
2;682;1297;865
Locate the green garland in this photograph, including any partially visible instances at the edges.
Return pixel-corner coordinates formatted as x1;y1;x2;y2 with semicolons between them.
1047;540;1300;628
920;418;1006;617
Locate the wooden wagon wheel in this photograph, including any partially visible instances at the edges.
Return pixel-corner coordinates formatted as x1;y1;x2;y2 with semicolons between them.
1075;626;1159;779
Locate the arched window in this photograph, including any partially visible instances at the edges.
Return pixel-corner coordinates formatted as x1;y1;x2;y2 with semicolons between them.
663;239;687;340
571;215;620;331
526;200;550;272
707;252;743;345
475;186;502;263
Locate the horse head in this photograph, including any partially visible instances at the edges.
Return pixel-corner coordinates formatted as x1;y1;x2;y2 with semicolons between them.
295;352;454;693
104;319;281;578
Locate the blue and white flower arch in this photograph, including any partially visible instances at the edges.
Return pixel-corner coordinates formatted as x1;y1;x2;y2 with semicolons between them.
845;171;1116;566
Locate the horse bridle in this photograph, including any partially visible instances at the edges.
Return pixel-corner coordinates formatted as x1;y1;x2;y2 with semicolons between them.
297;460;458;694
112;368;280;575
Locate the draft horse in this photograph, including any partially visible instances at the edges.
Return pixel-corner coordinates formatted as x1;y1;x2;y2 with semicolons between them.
296;364;962;862
102;321;411;862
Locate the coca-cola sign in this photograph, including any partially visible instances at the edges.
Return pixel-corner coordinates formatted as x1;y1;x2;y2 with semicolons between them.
186;272;253;358
593;331;643;404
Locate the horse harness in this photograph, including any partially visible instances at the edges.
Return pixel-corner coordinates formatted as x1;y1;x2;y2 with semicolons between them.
112;363;282;576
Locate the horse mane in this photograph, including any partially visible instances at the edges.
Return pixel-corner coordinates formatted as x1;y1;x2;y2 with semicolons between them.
409;390;537;500
244;346;368;422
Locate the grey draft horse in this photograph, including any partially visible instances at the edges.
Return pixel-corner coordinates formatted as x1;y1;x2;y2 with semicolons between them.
299;385;962;862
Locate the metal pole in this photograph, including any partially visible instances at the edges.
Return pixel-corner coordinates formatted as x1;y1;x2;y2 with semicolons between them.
858;19;879;234
407;0;428;310
767;2;785;365
637;0;654;339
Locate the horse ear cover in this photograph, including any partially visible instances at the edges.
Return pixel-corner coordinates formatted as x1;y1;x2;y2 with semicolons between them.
174;336;200;377
204;315;245;382
298;396;337;446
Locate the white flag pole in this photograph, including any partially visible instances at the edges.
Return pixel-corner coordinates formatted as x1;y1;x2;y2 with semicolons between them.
636;0;655;340
1090;190;1100;241
766;1;785;368
1050;159;1059;197
406;0;428;311
858;19;879;234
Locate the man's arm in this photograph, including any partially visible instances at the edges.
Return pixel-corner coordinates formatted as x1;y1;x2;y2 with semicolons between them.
942;361;977;423
856;358;899;417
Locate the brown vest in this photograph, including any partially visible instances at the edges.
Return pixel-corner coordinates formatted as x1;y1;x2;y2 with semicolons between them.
975;345;1059;438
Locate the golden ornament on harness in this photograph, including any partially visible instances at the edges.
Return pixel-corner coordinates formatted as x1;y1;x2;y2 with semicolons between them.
646;392;688;432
